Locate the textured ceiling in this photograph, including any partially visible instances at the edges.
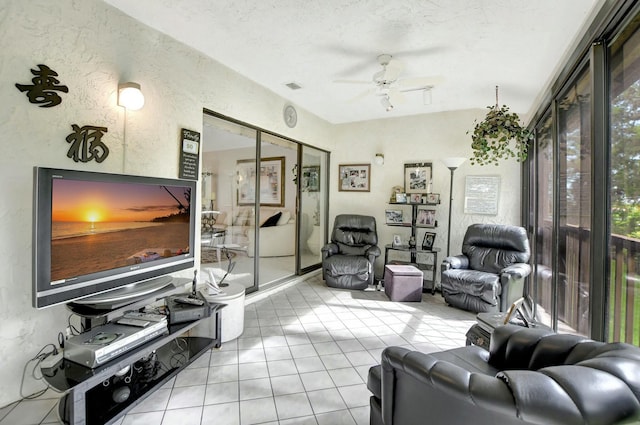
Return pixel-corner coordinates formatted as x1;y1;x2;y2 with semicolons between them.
103;0;602;124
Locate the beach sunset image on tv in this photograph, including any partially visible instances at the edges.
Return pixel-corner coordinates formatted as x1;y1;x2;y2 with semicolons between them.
50;179;191;283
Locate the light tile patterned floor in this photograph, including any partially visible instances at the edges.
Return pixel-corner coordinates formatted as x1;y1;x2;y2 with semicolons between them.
0;274;475;425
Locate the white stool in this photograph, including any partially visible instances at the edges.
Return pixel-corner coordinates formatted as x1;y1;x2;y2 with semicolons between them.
193;282;245;343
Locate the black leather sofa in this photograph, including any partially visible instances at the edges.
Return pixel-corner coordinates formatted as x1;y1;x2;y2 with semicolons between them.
368;325;640;425
321;214;380;290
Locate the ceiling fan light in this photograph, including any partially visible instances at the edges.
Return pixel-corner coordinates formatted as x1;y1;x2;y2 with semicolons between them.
381;95;393;111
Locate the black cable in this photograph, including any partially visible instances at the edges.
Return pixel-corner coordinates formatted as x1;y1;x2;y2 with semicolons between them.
19;344;63;400
67;314;81;336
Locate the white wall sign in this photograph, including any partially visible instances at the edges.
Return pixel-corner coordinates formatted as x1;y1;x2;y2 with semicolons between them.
464;175;500;215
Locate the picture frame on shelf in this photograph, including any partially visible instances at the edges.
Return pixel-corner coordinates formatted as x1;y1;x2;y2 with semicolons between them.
395;192;407;203
416;207;436;227
422;232;436;250
385;209;403;224
237;156;284;206
393;234;403;247
410;193;423;204
404;162;432;194
426;193;440;204
339;163;370;192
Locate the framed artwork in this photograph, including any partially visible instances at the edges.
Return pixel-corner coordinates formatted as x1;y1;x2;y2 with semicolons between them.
464;175;501;215
385;209;403;224
237;156;285;206
416;207;436;227
395;192;407;203
404;162;432;194
410;193;423;204
422;232;436;250
393;234;403;247
426;193;440;204
301;165;320;192
339;164;370;191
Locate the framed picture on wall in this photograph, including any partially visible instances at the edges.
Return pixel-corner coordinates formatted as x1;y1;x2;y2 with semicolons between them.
237;156;285;206
338;164;370;192
404;162;432;194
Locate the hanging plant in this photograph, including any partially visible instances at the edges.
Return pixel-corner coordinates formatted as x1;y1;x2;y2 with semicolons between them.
468;86;533;166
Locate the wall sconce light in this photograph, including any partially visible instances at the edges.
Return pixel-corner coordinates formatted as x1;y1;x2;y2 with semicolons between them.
381;95;393;111
374;153;385;166
118;82;145;110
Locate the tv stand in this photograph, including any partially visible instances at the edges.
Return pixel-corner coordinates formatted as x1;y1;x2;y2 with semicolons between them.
43;295;223;425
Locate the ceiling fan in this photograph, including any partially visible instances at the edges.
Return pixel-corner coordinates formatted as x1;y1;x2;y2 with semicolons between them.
334;54;443;110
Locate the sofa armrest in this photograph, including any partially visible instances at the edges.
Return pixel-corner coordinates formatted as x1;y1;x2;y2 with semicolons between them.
501;263;532;280
489;325;563;370
365;244;381;260
380;346;517;425
442;254;469;272
321;242;338;259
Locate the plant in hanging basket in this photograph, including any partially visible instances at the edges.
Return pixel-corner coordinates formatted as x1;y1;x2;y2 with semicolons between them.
469;104;533;166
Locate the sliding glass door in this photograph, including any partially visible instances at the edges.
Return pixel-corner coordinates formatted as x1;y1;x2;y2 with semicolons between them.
608;17;640;343
201;112;327;294
201;116;257;291
299;145;328;271
257;133;297;288
556;68;592;336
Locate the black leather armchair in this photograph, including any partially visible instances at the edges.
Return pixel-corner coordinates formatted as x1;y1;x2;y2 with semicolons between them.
441;223;531;313
368;325;640;425
321;214;381;290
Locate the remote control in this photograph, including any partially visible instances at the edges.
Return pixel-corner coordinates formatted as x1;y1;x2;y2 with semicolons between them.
173;296;205;306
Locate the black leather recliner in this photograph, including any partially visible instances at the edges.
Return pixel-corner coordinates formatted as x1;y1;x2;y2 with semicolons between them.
321;214;381;290
441;223;531;313
368;325;640;425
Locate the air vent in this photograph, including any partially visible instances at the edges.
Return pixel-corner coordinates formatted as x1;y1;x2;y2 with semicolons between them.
285;82;302;90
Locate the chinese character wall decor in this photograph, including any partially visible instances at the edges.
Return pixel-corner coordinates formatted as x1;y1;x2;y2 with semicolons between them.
15;64;68;107
66;124;109;163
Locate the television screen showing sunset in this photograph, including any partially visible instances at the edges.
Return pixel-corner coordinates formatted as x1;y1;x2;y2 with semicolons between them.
50;179;191;282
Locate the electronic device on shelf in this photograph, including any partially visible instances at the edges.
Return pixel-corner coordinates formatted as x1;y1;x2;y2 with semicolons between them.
64;319;168;368
166;292;210;324
32;167;197;309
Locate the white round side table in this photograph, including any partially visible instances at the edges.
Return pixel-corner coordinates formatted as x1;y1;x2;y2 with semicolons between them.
193;282;245;343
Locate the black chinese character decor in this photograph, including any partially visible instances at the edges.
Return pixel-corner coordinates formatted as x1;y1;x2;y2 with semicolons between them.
15;64;69;107
66;124;109;163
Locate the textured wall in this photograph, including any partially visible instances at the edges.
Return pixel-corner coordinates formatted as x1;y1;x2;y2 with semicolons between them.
0;0;332;406
0;0;523;408
330;110;522;278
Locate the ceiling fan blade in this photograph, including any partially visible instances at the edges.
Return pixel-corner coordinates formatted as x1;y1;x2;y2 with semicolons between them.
383;58;404;81
398;76;445;88
387;88;407;104
333;79;371;85
347;88;376;103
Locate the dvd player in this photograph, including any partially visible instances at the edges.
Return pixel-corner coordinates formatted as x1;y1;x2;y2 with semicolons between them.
64;319;168;368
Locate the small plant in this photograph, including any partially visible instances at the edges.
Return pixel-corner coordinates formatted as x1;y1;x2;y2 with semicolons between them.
468;88;533;166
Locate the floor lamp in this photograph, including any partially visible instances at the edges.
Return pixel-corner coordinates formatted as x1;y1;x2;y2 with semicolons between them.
442;157;466;257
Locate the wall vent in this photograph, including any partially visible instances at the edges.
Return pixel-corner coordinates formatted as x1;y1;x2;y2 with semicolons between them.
285;82;302;90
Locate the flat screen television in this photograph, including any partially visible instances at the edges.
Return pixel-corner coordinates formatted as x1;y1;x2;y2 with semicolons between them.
33;167;196;309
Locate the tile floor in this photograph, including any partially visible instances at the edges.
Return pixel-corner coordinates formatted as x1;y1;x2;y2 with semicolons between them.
0;274;476;425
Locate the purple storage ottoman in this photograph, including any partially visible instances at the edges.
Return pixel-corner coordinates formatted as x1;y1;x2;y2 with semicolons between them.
384;265;423;302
